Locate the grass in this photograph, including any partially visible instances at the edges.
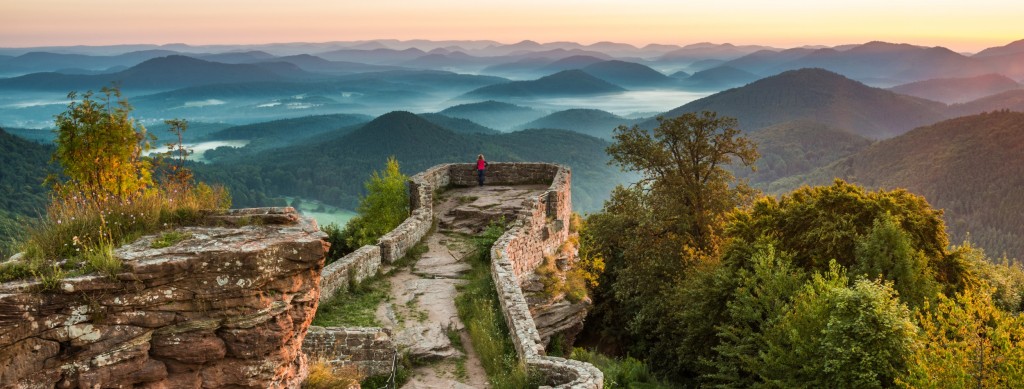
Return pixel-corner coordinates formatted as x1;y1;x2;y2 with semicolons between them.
303;358;362;389
361;355;411;389
446;325;469;380
536;254;565;300
311;274;391;327
454;221;538;389
0;182;230;285
569;348;671;389
150;231;193;249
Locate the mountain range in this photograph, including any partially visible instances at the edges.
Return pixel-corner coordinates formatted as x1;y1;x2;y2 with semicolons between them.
461;70;625;99
889;74;1021;104
654;68;947;139
195;111;623;212
789;111;1024;260
437;101;545;130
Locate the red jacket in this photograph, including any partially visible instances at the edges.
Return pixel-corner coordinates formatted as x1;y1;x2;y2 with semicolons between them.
477;160;487;170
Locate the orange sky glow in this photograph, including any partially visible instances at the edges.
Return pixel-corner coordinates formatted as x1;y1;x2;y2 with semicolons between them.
1;0;1021;52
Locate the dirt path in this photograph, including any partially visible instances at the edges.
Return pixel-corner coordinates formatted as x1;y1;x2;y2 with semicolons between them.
375;185;547;389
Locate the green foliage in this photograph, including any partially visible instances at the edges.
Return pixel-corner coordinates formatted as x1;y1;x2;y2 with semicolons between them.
51;86;154;200
3;89;231;285
0;128;53;216
736;119;872;193
337;157;409;252
536;254;565;299
961;242;1024;313
455;222;535;389
704;243;806;387
570;348;671;389
574;217;606;290
150;231;193;249
80;240;122;277
583;111;758;380
901;284;1024;388
758;263;917;388
606;111;758;251
320;222;346;263
795;110;1024;262
854;213;938;308
311;274;390;327
725;179;961;296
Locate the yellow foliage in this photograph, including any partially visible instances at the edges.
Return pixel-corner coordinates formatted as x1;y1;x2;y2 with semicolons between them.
303;359;362;389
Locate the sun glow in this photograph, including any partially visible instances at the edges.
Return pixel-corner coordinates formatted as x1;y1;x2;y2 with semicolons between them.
1;0;1020;51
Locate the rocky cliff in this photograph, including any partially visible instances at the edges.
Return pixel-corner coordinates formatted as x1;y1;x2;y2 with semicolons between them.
0;208;327;389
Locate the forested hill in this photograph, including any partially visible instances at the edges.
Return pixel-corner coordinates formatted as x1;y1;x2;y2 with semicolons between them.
736;119;874;192
799;110;1024;260
0;127;54;257
0;127;52;216
195;111;623;212
654;68;948;139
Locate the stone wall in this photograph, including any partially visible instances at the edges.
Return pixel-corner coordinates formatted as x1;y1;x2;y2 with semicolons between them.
316;164;450;304
319;245;381;303
482;165;604;389
302;327;396;377
313;162;602;388
0;207;327;389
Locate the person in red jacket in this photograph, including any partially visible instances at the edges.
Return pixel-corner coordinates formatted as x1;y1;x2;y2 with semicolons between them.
476;154;488;187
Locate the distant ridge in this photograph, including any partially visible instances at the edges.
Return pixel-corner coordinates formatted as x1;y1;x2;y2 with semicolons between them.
889;74;1021;104
949;89;1024;117
206;113;372;142
461;69;625;98
517;109;631;139
801;111;1024;260
656;68;947;139
438;100;545;130
581;60;672;88
0;55;312;90
418;113;500;134
681;65;760;90
200;110;624;211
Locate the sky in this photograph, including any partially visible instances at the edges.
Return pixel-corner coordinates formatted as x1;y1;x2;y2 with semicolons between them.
2;0;1021;52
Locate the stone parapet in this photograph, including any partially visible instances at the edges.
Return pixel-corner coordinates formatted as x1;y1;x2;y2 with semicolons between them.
312;162;601;388
302;326;396;377
483;164;603;389
0;207;327;389
319;245;381;303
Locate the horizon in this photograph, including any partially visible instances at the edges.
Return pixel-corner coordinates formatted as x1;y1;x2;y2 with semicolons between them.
3;1;1022;53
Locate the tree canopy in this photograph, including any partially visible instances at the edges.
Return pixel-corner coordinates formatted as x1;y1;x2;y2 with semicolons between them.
51;86;153;199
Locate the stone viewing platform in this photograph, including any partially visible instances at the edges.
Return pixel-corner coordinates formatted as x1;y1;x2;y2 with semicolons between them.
306;162;602;388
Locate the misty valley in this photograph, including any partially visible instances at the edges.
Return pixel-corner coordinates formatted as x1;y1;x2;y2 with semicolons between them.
3;38;1024;388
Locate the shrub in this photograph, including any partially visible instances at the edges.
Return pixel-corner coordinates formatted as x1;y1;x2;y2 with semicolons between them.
303;359;361;389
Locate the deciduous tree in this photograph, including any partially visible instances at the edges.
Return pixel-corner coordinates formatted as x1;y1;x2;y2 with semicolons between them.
51;86;153;199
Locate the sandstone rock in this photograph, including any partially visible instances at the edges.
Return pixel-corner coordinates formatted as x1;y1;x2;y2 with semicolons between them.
0;208;326;389
151;330;226;364
394;323;460;361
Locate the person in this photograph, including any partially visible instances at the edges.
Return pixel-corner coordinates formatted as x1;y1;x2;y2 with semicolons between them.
476;154;488;187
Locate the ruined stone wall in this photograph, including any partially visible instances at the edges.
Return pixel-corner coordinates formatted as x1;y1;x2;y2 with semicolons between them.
313;162;601;388
317;164;450;304
319;245;381;303
302;327;396;377
0;207;327;389
308;165;449;377
483;165;603;389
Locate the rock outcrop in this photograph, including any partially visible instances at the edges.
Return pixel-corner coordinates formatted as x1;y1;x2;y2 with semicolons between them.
0;207;327;389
